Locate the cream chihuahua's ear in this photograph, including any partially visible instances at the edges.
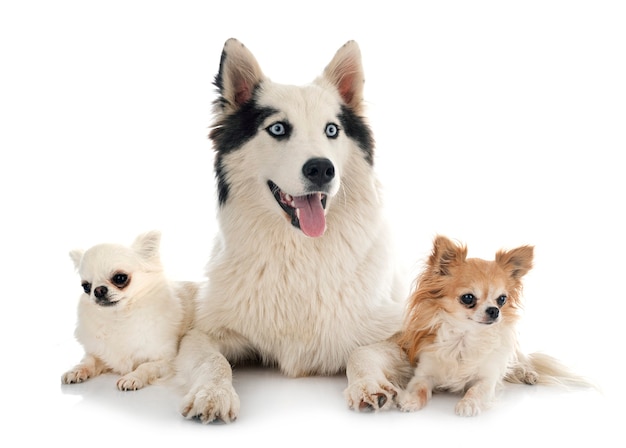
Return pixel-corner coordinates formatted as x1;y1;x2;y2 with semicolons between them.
429;235;467;276
69;249;84;270
214;38;265;114
132;230;162;261
322;40;365;113
496;245;534;279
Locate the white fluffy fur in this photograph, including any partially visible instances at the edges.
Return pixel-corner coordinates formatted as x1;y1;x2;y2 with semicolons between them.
174;39;407;423
62;231;197;391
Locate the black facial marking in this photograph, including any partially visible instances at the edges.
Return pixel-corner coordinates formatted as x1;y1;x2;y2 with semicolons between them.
210;95;277;205
338;105;374;165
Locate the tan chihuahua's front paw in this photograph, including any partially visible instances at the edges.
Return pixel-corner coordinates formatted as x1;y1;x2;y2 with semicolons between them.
397;386;429;412
455;397;482;417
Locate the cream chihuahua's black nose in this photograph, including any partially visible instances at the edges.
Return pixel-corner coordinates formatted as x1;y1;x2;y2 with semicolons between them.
94;285;108;299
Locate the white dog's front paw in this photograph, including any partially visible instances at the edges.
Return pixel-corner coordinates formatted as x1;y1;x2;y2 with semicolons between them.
455;397;482;417
180;382;240;424
61;366;93;384
344;378;398;412
117;374;145;391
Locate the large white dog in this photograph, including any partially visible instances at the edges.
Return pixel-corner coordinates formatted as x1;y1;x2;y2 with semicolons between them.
175;38;411;423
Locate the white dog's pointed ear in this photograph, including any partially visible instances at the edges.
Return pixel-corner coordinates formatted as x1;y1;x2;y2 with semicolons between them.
214;38;265;113
132;230;162;261
69;249;84;270
322;40;365;113
429;235;467;276
496;245;534;280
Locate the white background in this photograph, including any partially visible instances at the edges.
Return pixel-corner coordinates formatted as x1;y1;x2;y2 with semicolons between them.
1;1;624;446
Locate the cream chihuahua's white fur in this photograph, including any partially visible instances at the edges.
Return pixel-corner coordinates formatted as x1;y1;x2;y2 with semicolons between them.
62;231;197;391
174;38;406;423
395;235;593;416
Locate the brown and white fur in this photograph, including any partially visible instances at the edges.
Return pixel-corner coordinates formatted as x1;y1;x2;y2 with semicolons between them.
62;230;197;391
395;235;593;416
174;39;406;423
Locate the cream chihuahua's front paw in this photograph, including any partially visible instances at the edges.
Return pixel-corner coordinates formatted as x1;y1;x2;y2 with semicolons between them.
61;365;95;384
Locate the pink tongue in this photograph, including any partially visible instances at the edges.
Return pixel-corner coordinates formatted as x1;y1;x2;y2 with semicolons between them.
293;194;326;237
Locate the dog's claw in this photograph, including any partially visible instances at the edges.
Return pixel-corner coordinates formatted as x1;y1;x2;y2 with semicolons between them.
359;393;387;411
345;381;397;412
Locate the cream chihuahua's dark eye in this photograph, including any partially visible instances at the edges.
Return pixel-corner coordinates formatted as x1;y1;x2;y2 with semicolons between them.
111;273;129;287
82;282;91;294
460;293;476;308
497;295;507;307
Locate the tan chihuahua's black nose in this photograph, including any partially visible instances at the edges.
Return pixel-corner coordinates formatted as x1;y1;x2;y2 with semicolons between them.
486;307;499;321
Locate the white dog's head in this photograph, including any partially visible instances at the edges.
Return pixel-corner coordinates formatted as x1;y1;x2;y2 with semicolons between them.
209;39;374;238
69;231;164;308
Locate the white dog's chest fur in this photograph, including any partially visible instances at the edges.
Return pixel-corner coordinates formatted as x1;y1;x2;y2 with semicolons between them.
421;320;516;392
196;189;405;376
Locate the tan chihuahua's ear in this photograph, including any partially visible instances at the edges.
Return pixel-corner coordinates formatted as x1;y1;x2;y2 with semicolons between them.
69;249;84;270
429;235;467;276
214;38;265;114
132;230;162;261
322;40;365;113
496;245;534;280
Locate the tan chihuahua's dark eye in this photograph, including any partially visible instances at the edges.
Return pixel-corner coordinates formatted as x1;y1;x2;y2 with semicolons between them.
460;293;476;308
497;295;507;307
82;282;91;294
111;273;129;287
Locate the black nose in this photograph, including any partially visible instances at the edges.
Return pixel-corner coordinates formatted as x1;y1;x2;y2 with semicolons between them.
302;158;335;187
94;285;108;299
486;307;500;320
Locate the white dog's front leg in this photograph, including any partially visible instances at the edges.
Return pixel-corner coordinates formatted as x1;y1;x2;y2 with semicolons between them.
344;339;412;412
175;328;240;424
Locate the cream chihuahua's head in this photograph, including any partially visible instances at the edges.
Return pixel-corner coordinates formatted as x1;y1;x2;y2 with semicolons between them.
69;231;164;308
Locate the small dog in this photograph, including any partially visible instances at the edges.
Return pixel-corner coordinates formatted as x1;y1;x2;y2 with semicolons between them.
396;235;592;416
62;230;197;391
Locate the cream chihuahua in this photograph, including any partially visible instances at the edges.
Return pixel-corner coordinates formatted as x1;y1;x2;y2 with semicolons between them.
61;230;197;391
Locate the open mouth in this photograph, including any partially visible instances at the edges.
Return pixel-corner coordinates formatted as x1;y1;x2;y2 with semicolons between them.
268;180;328;237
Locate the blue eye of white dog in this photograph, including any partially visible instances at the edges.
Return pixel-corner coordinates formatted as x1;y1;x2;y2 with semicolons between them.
82;282;91;294
267;122;286;137
325;123;339;138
